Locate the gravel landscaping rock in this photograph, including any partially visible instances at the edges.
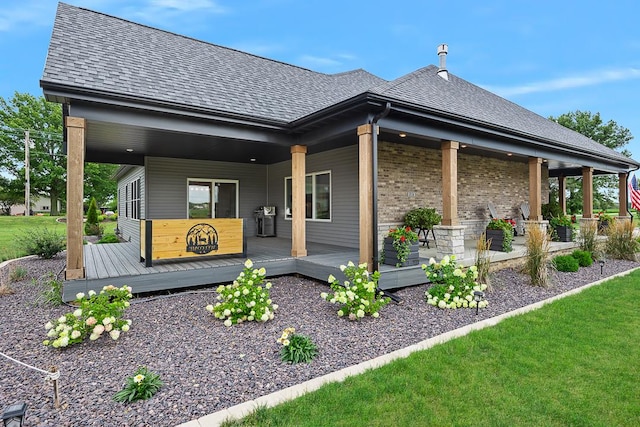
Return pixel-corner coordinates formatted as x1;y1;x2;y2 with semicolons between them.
0;253;638;426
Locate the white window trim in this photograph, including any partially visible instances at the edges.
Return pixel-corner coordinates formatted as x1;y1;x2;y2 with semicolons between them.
284;170;332;222
187;178;240;219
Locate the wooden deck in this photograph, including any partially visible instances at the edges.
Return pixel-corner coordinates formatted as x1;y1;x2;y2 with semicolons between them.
63;235;580;301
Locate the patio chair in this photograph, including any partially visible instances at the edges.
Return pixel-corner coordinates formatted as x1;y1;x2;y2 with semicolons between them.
518;202;530;235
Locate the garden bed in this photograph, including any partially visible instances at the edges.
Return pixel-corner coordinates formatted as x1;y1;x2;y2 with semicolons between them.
0;254;637;426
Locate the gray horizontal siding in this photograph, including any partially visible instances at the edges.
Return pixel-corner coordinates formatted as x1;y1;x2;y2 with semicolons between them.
145;157;268;236
268;145;359;248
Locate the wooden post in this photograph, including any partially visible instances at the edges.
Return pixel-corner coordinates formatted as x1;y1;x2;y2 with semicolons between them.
558;175;566;215
528;157;542;221
50;366;60;408
582;167;594;219
441;141;459;226
619;172;628;216
290;145;307;257
65;117;86;280
358;124;374;267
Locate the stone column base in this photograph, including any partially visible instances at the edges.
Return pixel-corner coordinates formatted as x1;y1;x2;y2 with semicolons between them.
433;225;466;260
579;217;599;235
523;220;549;234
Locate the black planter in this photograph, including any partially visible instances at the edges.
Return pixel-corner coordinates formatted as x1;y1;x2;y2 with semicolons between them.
554;225;573;242
485;229;508;252
383;237;419;267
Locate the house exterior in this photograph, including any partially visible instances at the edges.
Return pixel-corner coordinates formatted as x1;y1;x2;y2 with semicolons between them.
9;196;61;216
42;3;639;283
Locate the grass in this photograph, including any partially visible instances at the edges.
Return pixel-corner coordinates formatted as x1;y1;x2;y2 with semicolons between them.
226;270;640;427
0;216;118;261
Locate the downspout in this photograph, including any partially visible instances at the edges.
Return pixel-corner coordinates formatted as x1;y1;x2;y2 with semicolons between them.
370;102;391;271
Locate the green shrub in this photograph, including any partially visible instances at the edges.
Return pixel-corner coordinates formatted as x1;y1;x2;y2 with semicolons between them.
552;255;579;272
98;234;119;244
571;250;593;267
98;214;107;222
19;227;66;259
277;327;318;364
423;255;487;309
403;207;442;230
9;266;28;282
84;223;104;236
114;366;163;403
38;272;63;306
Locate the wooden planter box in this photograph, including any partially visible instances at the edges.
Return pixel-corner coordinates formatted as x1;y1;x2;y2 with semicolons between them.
383;237;419;267
554;225;573;242
485;229;508;252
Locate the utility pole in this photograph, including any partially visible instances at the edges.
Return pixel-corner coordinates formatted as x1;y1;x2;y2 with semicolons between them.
25;130;30;216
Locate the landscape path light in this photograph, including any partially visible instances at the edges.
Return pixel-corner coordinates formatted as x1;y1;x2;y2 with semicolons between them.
473;290;485;316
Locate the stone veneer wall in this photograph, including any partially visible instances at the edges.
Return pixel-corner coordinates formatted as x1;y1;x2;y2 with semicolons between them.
377;141;549;240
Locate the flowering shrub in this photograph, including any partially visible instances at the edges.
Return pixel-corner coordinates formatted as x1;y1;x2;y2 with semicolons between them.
422;255;488;309
321;261;390;320
113;366;163;403
43;285;133;348
277;327;318;364
206;259;277;326
385;226;419;266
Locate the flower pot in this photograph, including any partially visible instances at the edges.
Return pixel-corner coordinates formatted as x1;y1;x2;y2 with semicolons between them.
485;229;510;252
554;225;572;242
383;237;419;267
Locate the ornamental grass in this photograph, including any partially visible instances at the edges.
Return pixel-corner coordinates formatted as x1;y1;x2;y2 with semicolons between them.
522;223;551;287
604;218;639;261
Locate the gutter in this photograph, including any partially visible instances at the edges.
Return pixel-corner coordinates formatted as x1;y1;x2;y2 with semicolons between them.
370;102;391;271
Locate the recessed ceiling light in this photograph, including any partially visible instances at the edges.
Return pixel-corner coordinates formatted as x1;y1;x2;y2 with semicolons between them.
399;133;407;138
507;153;513;156
250;158;256;162
126;148;133;152
461;144;467;148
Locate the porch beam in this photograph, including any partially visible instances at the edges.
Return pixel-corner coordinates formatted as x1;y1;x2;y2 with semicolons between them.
558;175;566;215
582;167;594;218
290;145;307;257
358;124;374;267
65;116;86;280
619;172;629;217
528;157;543;221
441;141;459;226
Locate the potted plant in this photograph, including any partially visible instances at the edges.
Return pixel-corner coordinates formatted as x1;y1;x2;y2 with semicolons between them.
549;215;573;242
485;218;514;252
597;211;613;232
403;207;442;247
383;227;419;267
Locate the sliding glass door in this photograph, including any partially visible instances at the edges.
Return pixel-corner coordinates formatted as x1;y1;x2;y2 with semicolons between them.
188;179;238;219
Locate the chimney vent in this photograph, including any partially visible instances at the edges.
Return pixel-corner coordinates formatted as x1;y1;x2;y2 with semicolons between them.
437;43;449;81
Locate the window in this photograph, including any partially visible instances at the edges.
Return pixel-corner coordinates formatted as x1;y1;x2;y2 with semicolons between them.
284;171;331;221
124;179;140;219
188;179;238;219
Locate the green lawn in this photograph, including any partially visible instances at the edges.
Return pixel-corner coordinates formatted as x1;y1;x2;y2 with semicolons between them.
227;270;640;427
0;216;118;261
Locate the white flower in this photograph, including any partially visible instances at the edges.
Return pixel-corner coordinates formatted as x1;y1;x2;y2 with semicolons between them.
265;282;272;289
328;274;337;283
258;267;266;276
121;324;130;332
109;330;121;340
347;261;355;267
339;265;346;272
260;313;269;322
58;316;66;323
76;292;85;300
223;309;232;317
272;304;278;310
438;300;447;308
206;304;214;312
73;309;82;317
244;259;253;269
356;309;365;318
89;333;99;341
429;258;437;265
133;374;145;384
234;291;241;297
45;321;53;330
223;319;233;327
442;256;450;266
320;292;328;299
71;330;81;339
47;329;57;337
102;317;112;325
372;312;379;318
337;310;344;317
88;290;96;297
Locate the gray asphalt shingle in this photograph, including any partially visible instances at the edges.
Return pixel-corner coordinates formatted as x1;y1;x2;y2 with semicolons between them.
42;3;635;165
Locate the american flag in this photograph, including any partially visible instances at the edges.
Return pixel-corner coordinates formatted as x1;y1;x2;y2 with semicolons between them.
629;174;640;211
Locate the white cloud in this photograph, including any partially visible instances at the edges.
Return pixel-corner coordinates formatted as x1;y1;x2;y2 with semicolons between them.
486;68;640;97
147;0;227;13
298;55;342;68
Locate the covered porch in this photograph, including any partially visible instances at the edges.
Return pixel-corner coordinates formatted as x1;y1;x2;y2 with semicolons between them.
62;235;580;301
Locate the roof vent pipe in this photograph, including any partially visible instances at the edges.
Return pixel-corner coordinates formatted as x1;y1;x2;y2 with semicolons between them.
437;43;449;81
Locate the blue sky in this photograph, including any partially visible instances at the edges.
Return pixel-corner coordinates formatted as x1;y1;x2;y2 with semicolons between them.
1;0;639;162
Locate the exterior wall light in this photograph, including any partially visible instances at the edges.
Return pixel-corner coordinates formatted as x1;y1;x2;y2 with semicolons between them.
2;402;27;427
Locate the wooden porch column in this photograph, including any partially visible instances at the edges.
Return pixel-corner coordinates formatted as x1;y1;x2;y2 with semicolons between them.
65;117;86;280
558;175;566;215
357;124;374;267
619;172;629;217
441;141;459;226
528;157;542;221
582;167;594;218
290;145;307;257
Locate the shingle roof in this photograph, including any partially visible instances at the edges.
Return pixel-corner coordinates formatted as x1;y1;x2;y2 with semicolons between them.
42;3;636;166
369;66;633;163
42;3;385;123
